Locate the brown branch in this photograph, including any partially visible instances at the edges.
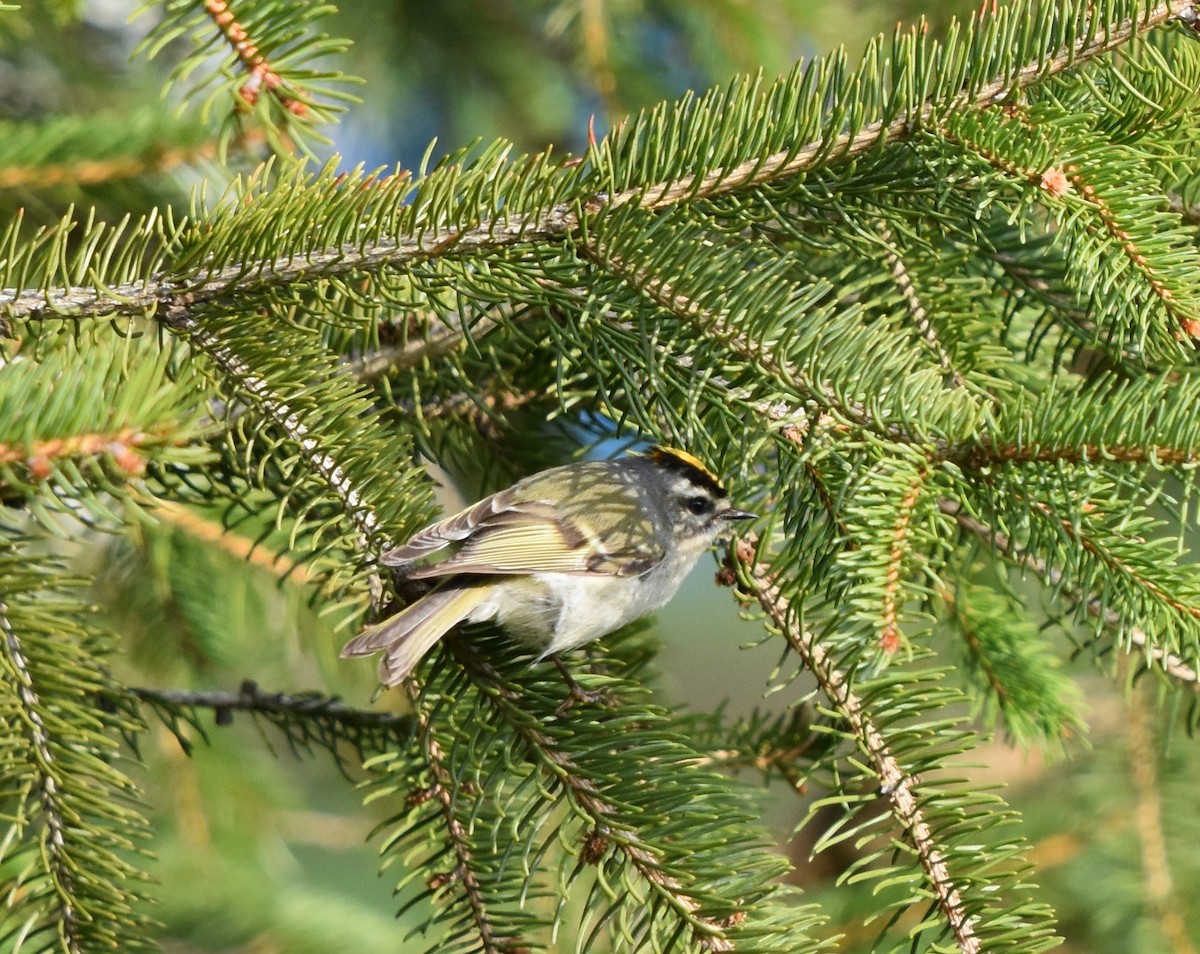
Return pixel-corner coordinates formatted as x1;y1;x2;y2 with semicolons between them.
204;0;308;116
450;645;739;953
402;679;512;954
733;543;981;954
879;465;928;654
954;441;1198;468
939;498;1200;686
147;499;312;582
3;2;1188;323
0;131;265;191
0;425;178;480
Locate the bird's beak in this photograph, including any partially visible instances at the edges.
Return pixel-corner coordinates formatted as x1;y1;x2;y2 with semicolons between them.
719;508;756;521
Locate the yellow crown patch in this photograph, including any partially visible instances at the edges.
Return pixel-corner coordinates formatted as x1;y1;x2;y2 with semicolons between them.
647;446;725;495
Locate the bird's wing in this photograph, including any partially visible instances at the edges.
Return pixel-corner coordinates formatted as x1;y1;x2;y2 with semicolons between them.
380;486;534;565
384;484;662;579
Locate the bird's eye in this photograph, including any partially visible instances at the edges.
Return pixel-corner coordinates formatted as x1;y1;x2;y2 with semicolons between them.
685;495;713;516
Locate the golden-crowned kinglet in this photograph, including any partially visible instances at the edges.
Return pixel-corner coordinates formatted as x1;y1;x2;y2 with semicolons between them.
342;446;754;685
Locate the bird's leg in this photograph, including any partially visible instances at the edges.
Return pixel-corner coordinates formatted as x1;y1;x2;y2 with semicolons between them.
552;655;614;713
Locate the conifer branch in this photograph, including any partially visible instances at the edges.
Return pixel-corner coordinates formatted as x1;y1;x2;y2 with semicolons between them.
0;134;255;191
202;0;309;116
404;681;510;954
939;499;1200;686
882;241;966;388
879;464;929;654
130;681;413;734
951;441;1199;468
1033;497;1200;625
346;313;500;380
2;1;1189;325
451;645;739;953
162;304;390;551
147;499;312;581
624;2;1189;212
1061;166;1185;328
734;543;982;954
0;425;187;483
1126;683;1198;954
0;597;81;953
580;238;879;437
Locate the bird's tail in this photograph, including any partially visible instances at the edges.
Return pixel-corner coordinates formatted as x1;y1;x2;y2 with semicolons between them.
341;584;490;686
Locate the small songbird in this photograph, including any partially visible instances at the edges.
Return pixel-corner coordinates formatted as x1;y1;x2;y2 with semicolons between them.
341;446;755;685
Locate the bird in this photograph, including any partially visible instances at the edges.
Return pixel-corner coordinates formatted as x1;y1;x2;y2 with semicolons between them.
341;446;754;686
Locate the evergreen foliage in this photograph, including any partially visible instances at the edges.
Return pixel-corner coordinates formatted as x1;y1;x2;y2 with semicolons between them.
2;0;1200;951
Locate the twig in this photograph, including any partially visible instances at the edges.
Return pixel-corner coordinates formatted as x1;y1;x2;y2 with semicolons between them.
161;302;391;606
881;238;966;388
451;644;738;953
148;499;312;582
879;465;929;653
203;0;308;116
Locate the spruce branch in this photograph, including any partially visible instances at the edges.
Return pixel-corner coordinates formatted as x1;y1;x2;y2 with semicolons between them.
1033;495;1200;629
733;542;981;954
0;554;152;953
0;424;191;486
130;681;413;736
578;234;869;436
162;304;391;551
147;498;313;581
3;0;1191;324
940;498;1200;686
402;679;512;954
1126;681;1198;954
878;462;929;655
449;645;742;953
881;238;967;389
0;597;81;953
951;440;1200;468
201;0;311;117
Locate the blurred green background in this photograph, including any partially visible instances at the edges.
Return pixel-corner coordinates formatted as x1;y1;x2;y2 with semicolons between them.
6;1;1197;951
